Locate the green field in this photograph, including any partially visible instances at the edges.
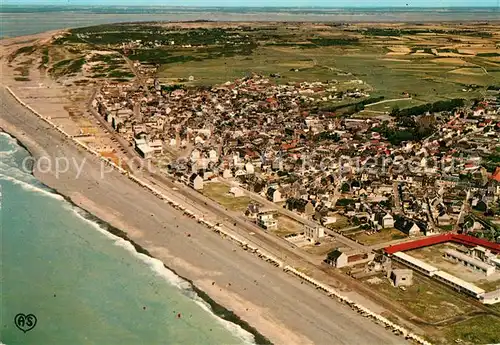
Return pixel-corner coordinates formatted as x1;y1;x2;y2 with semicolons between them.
158;45;497;103
201;182;252;212
362;274;476;323
348;228;407;246
31;22;499;104
443;315;500;345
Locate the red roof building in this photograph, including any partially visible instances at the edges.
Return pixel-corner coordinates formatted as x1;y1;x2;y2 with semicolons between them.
385;233;500;255
492;167;500;182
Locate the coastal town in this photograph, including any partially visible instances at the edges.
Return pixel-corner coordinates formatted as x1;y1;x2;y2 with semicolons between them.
3;19;500;345
92;68;500;304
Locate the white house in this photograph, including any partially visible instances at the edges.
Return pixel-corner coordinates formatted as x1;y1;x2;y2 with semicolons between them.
304;225;325;242
149;139;163;154
136;144;154;159
189;173;204;190
380;213;395;228
234;169;246;177
257;212;278;230
190;149;201;162
395;218;423;237
245;162;255;174
229;187;244;198
222;169;233;178
267;187;283;203
209;149;218;162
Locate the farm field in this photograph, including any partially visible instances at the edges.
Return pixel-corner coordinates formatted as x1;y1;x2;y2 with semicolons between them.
12;21;498;106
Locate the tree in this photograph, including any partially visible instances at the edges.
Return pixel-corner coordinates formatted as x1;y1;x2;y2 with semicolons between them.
341;183;350;193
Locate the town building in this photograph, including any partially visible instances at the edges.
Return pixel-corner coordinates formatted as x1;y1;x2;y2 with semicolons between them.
325;249;374;268
390;269;413;287
376;212;395;229
257;211;278;230
304;225;325;242
267;187;283;203
394;217;424;237
189;173;204;190
443;249;496;276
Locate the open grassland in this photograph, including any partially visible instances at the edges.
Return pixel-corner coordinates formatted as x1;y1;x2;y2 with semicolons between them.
10;21;497;106
441;315;500;345
362;274;476;323
201;182;252;212
153;22;500;104
159;45;496;103
273;215;303;237
348;228;407;246
362;271;499;344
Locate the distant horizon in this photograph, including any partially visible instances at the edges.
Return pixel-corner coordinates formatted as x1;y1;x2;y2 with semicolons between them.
3;0;500;9
2;3;499;7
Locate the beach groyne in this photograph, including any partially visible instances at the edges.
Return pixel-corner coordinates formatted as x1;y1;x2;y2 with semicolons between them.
5;85;432;345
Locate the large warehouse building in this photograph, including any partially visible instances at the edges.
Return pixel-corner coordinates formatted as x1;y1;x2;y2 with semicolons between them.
385;234;500;305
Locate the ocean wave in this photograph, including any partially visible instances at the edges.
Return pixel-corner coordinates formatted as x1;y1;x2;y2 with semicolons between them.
0;160;34;183
193;299;257;345
0;131;15;138
0;173;63;201
0;131;21;148
0;148;17;156
70;207;194;291
0;131;34;175
0;139;22;159
69;207;256;344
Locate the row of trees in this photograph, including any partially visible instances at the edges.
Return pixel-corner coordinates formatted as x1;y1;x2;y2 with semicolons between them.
309;38;359;46
354;28;492;38
391;98;464;118
319;96;385;114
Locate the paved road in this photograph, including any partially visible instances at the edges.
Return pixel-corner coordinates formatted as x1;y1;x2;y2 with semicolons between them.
392;182;402;214
1;86;406;345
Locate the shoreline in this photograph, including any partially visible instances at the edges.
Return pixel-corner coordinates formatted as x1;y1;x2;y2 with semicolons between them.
1;9;500;42
0;127;272;345
0;88;325;345
69;190;273;345
0;83;428;344
0;27;430;345
0;85;413;345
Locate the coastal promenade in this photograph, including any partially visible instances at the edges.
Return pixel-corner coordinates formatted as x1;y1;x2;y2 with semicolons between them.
0;86;408;345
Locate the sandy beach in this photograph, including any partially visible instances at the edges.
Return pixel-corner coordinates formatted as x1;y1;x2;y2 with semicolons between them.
0;85;407;345
0;31;407;345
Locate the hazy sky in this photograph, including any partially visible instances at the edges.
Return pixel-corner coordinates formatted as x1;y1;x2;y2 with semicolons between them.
6;0;500;7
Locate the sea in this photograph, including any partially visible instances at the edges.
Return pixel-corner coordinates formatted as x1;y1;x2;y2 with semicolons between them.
1;5;500;39
0;134;256;345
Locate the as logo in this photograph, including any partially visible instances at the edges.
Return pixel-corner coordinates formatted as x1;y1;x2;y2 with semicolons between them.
14;313;37;333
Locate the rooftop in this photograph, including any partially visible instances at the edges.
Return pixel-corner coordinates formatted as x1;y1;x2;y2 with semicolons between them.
433;270;485;296
444;249;495;271
393;251;438;274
